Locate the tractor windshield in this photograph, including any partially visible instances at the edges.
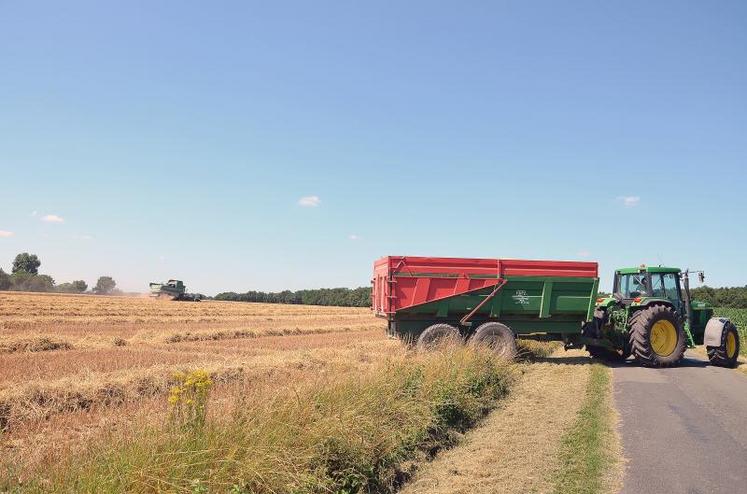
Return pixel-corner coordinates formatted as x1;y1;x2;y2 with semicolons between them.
616;273;650;298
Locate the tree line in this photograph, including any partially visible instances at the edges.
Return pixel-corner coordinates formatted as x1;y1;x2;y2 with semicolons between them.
690;285;747;309
215;287;371;307
0;252;118;294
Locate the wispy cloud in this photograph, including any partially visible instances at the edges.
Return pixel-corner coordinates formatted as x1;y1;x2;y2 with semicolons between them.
618;196;640;208
73;234;94;240
577;249;591;258
298;195;321;207
0;230;14;238
41;214;65;223
349;234;360;241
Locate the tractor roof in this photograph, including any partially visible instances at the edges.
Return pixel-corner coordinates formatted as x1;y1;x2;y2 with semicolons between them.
616;266;680;275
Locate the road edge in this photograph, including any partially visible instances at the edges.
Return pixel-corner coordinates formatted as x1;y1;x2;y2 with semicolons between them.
550;364;623;494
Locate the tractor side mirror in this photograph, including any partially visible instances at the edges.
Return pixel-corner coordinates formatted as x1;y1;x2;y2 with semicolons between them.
698;272;705;283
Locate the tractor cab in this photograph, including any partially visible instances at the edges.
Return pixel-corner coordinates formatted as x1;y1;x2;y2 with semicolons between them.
613;266;683;310
166;279;184;290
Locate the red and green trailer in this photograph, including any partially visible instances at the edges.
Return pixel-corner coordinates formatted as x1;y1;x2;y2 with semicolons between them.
372;256;740;368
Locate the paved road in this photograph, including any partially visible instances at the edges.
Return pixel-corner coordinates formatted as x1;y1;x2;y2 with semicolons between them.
613;351;747;494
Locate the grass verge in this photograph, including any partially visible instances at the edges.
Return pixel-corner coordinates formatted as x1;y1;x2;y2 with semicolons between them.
4;347;514;493
550;364;621;494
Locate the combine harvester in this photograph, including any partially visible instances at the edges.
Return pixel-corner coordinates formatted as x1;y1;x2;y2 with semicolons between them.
149;279;201;301
372;256;740;367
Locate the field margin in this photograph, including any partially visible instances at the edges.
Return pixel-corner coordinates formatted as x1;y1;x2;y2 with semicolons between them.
550;363;622;494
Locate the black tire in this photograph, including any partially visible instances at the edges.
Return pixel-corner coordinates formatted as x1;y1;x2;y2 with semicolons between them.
583;322;630;362
470;322;516;359
587;345;630;362
707;321;740;368
416;323;461;351
629;305;686;367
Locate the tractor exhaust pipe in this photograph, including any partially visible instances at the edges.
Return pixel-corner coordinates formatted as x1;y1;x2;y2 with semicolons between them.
681;270;694;329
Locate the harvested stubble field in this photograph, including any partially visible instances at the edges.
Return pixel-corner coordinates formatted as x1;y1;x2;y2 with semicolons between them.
0;292;618;493
0;293;394;483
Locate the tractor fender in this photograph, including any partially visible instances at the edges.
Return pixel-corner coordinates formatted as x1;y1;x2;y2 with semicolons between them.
703;317;731;347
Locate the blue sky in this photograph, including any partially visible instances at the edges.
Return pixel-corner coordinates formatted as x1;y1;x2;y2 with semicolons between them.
1;1;745;294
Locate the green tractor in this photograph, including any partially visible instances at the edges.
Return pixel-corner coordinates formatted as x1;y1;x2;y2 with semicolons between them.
583;265;740;368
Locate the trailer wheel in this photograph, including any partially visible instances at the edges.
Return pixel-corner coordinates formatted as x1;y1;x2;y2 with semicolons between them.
707;320;740;368
417;324;461;350
470;322;516;359
629;305;686;367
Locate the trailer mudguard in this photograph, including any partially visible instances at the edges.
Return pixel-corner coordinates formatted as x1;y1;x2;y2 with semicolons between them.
703;317;731;347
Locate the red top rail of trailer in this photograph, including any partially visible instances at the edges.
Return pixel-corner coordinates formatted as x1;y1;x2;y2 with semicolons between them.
372;256;598;316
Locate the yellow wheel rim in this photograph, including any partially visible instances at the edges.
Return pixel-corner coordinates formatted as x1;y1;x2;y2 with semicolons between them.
650;320;678;357
726;331;737;359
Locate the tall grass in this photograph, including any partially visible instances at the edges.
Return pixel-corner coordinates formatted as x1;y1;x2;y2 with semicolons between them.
10;347;514;493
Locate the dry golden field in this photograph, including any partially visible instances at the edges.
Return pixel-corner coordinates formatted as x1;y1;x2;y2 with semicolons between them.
0;292;392;482
0;292;619;494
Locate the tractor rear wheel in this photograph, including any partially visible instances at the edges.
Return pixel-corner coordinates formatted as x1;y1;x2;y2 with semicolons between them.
417;323;461;351
470;322;516;359
629;305;686;367
707;321;740;368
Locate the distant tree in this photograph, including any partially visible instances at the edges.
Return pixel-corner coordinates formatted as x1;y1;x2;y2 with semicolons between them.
94;276;116;294
0;268;10;290
9;271;54;292
9;271;34;291
57;280;88;293
28;274;55;292
214;286;372;307
12;252;41;274
72;280;88;292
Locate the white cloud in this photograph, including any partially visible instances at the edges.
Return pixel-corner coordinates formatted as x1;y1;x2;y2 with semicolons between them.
41;214;65;223
30;211;38;217
0;230;14;238
577;249;591;258
73;234;94;240
618;196;640;208
349;234;360;241
298;195;321;207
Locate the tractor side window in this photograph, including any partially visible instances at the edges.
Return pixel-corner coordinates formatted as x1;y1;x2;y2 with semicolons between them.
630;274;648;297
618;274;649;298
651;274;666;298
662;273;680;303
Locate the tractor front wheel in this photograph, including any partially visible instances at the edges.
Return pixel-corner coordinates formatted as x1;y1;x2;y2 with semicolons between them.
707;321;740;368
629;305;686;367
